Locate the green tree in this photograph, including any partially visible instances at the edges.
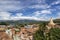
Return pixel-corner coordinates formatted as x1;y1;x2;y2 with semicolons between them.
0;22;9;25
33;23;47;40
49;28;60;40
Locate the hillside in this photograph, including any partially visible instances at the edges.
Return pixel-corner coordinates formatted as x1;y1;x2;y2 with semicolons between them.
54;19;60;23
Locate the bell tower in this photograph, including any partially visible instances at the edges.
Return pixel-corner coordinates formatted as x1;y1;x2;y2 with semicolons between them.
46;17;55;30
48;17;55;26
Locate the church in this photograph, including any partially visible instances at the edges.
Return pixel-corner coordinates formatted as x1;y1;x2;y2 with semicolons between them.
46;17;60;30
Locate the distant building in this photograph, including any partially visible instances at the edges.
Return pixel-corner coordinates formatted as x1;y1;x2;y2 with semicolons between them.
0;25;6;28
25;25;33;28
25;24;39;29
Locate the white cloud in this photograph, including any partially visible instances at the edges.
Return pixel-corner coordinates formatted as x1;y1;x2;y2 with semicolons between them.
57;12;60;18
58;13;60;16
33;11;41;16
28;0;50;9
29;4;50;9
0;1;22;11
0;12;10;17
0;12;11;20
0;0;46;12
51;0;60;5
16;13;23;17
33;10;52;17
30;10;52;21
41;10;51;14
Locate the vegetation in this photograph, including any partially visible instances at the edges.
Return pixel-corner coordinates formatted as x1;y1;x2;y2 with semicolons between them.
49;28;60;40
33;22;47;40
0;22;9;25
34;22;60;40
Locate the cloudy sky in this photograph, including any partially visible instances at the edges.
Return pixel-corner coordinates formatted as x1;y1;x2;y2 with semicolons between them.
0;0;60;21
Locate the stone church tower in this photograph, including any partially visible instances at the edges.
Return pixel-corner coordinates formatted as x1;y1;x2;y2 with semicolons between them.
46;18;55;30
48;17;55;26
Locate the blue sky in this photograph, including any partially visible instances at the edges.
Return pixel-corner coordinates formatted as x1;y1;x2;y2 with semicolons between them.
0;0;60;21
